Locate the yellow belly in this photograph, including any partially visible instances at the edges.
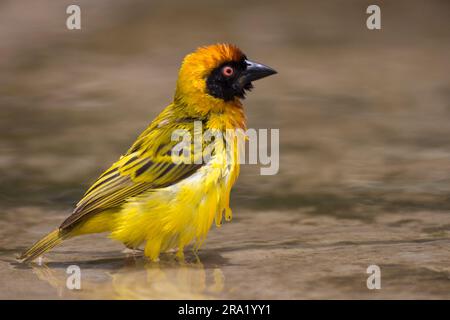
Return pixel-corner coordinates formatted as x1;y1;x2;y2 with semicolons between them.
70;131;242;261
108;153;236;260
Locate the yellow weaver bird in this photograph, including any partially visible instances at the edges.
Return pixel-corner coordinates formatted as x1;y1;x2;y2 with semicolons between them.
19;44;276;262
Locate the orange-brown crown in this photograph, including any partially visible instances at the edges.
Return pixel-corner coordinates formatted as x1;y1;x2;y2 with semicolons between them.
181;43;244;76
175;44;245;114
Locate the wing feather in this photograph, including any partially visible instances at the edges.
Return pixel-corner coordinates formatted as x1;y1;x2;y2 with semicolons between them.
60;117;204;230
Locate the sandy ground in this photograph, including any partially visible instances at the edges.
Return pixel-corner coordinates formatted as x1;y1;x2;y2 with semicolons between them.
0;0;449;299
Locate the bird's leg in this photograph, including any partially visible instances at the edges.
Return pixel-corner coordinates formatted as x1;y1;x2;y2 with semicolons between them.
176;246;185;262
223;185;233;222
192;250;202;265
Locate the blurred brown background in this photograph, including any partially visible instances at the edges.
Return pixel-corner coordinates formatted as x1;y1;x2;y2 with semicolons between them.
0;0;449;299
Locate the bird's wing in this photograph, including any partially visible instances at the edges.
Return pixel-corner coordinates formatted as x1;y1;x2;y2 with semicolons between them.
60;117;205;230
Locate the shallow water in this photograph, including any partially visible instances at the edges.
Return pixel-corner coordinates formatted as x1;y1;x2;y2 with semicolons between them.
0;0;449;299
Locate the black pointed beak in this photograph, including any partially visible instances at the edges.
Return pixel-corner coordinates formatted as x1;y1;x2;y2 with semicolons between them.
238;59;277;87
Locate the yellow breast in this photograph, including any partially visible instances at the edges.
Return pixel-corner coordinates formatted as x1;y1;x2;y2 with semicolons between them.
109;133;240;260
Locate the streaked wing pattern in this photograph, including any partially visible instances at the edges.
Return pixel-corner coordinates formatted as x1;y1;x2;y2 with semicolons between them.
60;118;204;230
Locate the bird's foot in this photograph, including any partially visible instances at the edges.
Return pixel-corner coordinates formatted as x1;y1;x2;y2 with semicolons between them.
176;248;185;262
122;247;144;256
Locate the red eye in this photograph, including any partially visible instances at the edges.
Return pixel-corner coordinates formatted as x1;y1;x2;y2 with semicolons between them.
222;66;234;77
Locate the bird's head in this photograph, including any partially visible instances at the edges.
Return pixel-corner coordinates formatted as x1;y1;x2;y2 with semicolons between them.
175;44;276;114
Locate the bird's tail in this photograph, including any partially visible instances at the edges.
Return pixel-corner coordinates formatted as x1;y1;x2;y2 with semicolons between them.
18;229;68;263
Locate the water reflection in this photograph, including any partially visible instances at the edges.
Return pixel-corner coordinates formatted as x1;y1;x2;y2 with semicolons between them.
29;253;226;299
